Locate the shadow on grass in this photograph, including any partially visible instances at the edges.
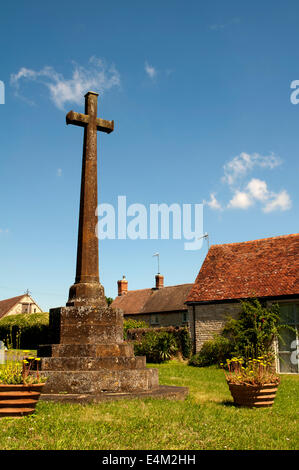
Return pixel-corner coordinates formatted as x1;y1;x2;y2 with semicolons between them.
221;400;236;407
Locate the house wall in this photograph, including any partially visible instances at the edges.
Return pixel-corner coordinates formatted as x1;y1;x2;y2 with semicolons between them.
5;296;42;317
188;302;241;353
188;298;299;373
124;310;189;328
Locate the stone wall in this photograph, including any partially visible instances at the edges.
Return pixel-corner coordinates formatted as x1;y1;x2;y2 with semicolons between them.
188;302;241;353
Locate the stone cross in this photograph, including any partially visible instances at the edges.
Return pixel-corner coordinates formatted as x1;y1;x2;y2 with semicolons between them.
66;91;114;307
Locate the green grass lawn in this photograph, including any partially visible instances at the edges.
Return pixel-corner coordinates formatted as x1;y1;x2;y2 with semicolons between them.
0;361;298;450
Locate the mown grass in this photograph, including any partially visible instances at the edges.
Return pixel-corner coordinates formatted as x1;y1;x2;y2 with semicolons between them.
0;361;298;450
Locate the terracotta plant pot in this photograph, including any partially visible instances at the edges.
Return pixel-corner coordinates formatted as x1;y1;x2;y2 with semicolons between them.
227;381;279;408
0;383;45;418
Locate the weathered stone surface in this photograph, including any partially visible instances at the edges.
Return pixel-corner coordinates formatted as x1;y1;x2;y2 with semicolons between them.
39;304;160;395
40;385;189;403
48;305;123;344
41;356;146;371
40;368;159;394
38;342;135;358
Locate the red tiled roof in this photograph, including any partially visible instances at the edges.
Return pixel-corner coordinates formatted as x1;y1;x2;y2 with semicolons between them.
112;284;193;315
186;234;299;303
0;295;26;320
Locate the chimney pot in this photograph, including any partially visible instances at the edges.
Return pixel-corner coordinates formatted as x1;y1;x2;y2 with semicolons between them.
155;274;164;289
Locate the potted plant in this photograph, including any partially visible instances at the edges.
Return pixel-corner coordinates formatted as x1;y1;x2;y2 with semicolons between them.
219;298;296;407
0;353;46;417
222;355;280;407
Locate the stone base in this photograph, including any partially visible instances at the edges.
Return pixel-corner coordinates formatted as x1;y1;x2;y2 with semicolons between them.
37;367;159;395
38;304;188;401
39;385;189;403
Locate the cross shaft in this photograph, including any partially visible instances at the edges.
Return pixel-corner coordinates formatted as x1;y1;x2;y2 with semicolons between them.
66;91;114;307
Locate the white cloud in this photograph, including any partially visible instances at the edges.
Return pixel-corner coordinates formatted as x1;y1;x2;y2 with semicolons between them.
222;152;282;186
263;190;292;213
206;193;222;210
226;177;292;212
246;178;269;201
57;168;62;177
145;62;157;80
10;57;121;110
227;191;253;210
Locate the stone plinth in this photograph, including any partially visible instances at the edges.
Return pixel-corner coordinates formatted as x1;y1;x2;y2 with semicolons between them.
38;304;187;400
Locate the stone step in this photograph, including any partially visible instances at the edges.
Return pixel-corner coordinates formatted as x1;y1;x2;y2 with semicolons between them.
40;367;159;395
0;391;40;400
40;385;189;403
0;399;38;407
38;342;135;358
0;408;35;417
41;356;146;371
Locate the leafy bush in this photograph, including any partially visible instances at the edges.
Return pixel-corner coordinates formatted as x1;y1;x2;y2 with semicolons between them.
134;330;178;363
127;326;192;362
189;335;233;367
223;298;291;359
123;318;149;340
0;313;49;350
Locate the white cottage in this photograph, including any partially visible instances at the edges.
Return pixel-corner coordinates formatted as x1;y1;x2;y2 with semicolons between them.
0;294;43;320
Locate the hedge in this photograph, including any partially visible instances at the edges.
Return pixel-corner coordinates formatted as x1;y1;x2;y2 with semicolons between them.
0;313;49;350
123;318;149;339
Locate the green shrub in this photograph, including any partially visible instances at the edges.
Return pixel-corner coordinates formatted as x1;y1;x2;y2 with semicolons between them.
0;313;49;350
223;298;292;359
127;326;192;362
189;335;233;367
123;319;149;339
134;330;178;363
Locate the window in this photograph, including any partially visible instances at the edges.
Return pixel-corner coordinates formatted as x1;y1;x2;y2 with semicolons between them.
277;303;299;373
182;312;189;323
150;314;159;325
21;304;29;314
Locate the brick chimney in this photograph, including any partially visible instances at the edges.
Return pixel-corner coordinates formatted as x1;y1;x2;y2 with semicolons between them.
117;275;128;296
155;274;164;289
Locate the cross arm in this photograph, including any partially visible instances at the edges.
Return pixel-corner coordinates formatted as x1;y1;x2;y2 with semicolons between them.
66;111;89;128
96;118;114;134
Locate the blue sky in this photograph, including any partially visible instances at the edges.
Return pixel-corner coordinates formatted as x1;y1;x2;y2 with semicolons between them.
0;0;298;310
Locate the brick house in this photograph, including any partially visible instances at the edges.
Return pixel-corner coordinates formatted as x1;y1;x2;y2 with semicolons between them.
111;275;193;328
0;294;43;320
186;233;299;373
